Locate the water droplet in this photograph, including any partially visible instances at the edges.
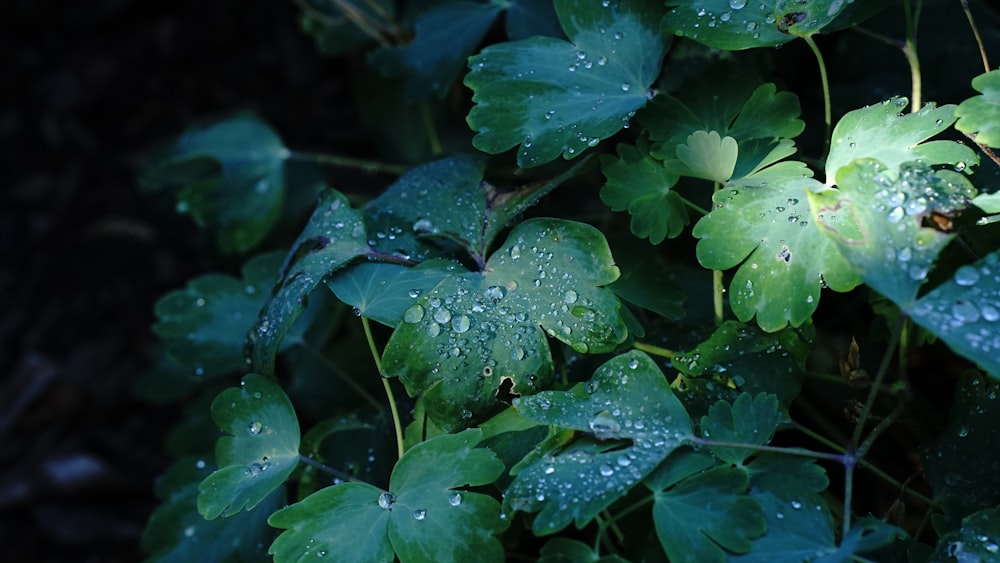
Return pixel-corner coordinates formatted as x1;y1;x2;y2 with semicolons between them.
887;207;905;222
958;426;969;437
981;305;999;322
597;56;607;66
953;301;981;323
544;465;555;475
628;358;639;369
412;509;427;520
448;492;463;506
433;308;452;324
720;11;732;21
427;323;441;337
791;500;802;509
955;265;980;286
195;459;206;469
247;421;263;436
377;491;394;509
451;315;471;333
404;305;424;323
599;464;614;477
408;289;421;299
955;161;967;172
246;463;263;476
620;82;631;92
562;289;579;304
184;526;195;537
617;455;632;467
589;411;621;440
897;247;912;262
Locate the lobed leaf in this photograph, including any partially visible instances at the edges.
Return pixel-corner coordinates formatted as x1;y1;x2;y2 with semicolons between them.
465;0;667;167
139;116;289;253
382;218;629;430
955;69;1000;148
700;393;782;465
251;190;369;375
154;252;282;380
506;351;693;534
930;506;1000;561
268;429;507;563
325;260;462;327
198;374;300;519
599;141;686;244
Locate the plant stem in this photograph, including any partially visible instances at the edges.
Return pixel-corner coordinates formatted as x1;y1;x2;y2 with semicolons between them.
712;182;724;326
679;196;710;216
362;316;405;461
633;341;675;359
601;509;625;544
286;150;409;175
802;34;832;159
298;453;368;483
421;104;444;157
901;0;923;110
295;340;384;412
689;436;846;464
960;0;991;73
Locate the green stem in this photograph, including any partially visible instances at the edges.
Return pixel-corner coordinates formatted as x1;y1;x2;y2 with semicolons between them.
960;0;991;73
901;0;922;111
712;182;725;326
420;104;444;157
679;196;710;216
601;509;625;544
689;436;846;464
633;341;676;359
295;340;383;412
362;316;405;461
286;150;409;175
298;453;368;484
802;34;832;159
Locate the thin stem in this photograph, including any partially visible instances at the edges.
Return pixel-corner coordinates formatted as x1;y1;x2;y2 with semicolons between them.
420;104;444;157
712;182;725;326
286;150;409;175
601;509;626;544
679;196;710;216
802;35;832;159
331;0;391;47
960;131;1000;168
960;0;991;73
843;455;857;535
362;317;405;461
295;340;383;411
901;0;923;110
856;398;908;459
298;453;368;483
633;341;676;359
689;436;846;464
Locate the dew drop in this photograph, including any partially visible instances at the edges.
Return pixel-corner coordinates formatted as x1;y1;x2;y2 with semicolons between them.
599;464;615;477
247;421;263;436
412;509;427;520
628;358;639;369
452;315;471;333
955;265;980;286
427;323;441;337
449;492;463;506
620;82;631;92
952;301;981;323
589;411;621;440
433;308;452;324
887;207;905;223
730;0;747;7
404;305;424;323
408;289;421;299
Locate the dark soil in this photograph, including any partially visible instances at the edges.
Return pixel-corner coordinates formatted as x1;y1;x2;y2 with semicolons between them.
1;1;359;559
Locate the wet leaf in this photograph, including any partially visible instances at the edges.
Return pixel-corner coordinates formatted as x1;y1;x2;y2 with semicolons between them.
649;465;765;562
907;253;1000;378
143;457;279;563
599;141;686;244
921;371;1000;534
465;0;668;167
955;69;1000;148
694;161;861;331
672;130;739;183
325;260;462;327
382;218;629;430
154;252;282;380
268;430;507;563
198;374;300;519
251;190;369;376
930;506;1000;561
700;393;782;465
662;0;852;50
139;116;289;253
810;160;968;307
824;98;977;183
506;351;693;534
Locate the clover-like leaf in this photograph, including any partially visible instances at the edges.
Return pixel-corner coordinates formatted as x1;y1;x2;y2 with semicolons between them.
930;507;1000;561
649;465;765;562
694;161;861;331
198;374;300;519
599;141;686;244
251;190;368;375
956;69;1000;148
662;0;851;50
153;252;282;379
671;130;739;182
907;253;1000;378
810;160;970;307
382;218;628;430
268;429;507;563
825;98;978;183
701;393;782;465
921;371;1000;534
139;116;289;253
465;0;668;167
143;457;280;563
325;260;462;327
505;351;693;534
671;321;811;417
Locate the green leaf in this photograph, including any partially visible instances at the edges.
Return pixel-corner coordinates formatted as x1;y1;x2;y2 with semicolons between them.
956;69;1000;148
506;351;693;534
649;465;765;562
198;374;300;519
930;506;1000;561
810;160;969;307
139;116;289;253
671;321;811;418
693;161;861;331
268;429;507;563
921;371;1000;534
607;237;686;319
382;218;628;430
325;259;462;327
662;0;851;49
824;98;978;183
465;0;668;167
251;189;369;375
599;141;686;244
153;252;282;379
371;1;501;100
973;191;1000;214
143;457;279;563
671;130;739;183
538;538;631;563
700;393;782;465
907;253;1000;378
297;412;395;499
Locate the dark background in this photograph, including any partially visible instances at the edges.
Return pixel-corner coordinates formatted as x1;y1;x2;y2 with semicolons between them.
0;1;358;559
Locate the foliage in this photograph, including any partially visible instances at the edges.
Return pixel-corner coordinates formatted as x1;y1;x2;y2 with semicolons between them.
138;0;1000;561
